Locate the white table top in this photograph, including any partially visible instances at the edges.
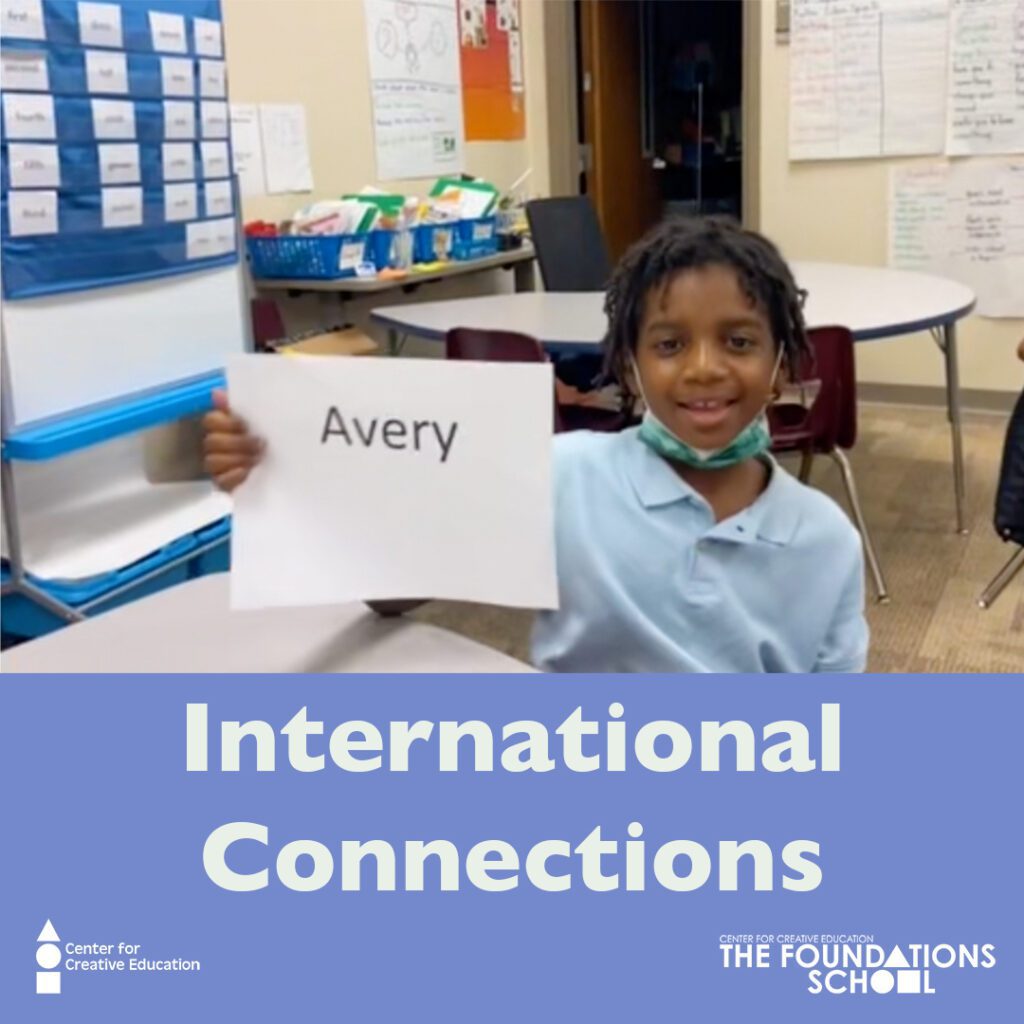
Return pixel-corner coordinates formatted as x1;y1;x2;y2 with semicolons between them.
2;575;533;674
371;261;976;349
253;246;534;294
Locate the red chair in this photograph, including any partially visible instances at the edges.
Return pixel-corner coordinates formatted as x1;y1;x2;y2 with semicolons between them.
769;325;889;603
445;327;628;434
250;297;287;352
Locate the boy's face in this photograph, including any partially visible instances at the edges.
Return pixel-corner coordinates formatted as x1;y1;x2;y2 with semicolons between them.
634;264;778;451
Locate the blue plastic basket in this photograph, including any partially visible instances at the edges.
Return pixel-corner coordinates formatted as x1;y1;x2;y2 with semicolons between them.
452;216;498;260
246;233;369;280
413;223;456;263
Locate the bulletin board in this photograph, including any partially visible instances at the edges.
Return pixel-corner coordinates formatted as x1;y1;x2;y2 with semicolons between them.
0;0;247;427
457;0;525;141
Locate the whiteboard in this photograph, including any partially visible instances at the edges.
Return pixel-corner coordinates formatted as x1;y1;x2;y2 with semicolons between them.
2;263;248;429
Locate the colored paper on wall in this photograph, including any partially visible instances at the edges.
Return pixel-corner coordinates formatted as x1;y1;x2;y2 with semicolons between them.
458;0;525;141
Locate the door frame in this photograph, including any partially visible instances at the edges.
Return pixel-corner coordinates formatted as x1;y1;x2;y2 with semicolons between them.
543;1;761;228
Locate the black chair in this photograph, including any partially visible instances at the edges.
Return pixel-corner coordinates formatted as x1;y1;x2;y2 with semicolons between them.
526;196;611;392
979;388;1024;608
525;196;612;292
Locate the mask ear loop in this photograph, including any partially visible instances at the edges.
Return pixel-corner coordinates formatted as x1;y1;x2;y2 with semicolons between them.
767;346;786;405
629;355;651;411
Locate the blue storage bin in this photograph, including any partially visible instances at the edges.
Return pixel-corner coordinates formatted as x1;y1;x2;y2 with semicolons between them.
246;233;371;280
452;217;498;260
1;518;234;640
192;517;232;576
413;223;456;263
366;229;395;271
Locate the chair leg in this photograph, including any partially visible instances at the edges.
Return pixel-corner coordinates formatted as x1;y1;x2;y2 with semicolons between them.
978;547;1024;610
798;451;814;483
829;449;890;604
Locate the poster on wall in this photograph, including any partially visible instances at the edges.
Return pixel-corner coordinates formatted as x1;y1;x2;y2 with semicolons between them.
889;159;1024;317
458;0;525;141
364;0;465;180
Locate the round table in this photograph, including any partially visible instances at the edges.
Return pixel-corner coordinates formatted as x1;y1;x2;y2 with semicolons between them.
3;574;534;674
371;262;976;532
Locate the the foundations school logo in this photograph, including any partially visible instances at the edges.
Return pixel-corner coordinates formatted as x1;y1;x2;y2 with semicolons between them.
33;918;202;996
719;934;997;996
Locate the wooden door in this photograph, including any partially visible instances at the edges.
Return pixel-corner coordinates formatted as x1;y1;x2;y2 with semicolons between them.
578;0;661;261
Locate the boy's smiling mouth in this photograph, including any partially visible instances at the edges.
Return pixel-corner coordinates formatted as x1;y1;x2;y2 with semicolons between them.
676;397;739;431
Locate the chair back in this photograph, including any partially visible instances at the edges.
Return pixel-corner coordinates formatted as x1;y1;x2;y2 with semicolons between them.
525;196;612;292
770;325;857;452
445;327;563;431
995;389;1024;544
250;297;287;351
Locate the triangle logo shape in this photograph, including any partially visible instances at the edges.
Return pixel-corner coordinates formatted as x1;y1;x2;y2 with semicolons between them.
885;945;911;969
37;920;60;943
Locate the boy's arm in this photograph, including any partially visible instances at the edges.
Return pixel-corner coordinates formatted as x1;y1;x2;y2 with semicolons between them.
813;536;869;673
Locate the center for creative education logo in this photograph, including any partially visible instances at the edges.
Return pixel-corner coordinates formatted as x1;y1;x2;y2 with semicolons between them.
34;919;202;996
718;934;997;996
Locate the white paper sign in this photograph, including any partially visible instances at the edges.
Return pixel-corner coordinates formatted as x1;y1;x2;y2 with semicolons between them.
200;139;229;178
229;103;267;195
199;58;226;98
163;100;195;139
186;216;235;259
98;142;140;184
102;185;143;228
3;93;55;140
161;56;194;96
2;0;45;41
193;16;223;57
164;181;197;222
91;98;134;140
225;356;558;611
149;10;186;53
258;103;313;193
204;178;232;217
1;50;49;91
7;189;58;236
7;142;60;188
85;49;128;93
201;99;228;138
161;141;195;181
78;1;122;48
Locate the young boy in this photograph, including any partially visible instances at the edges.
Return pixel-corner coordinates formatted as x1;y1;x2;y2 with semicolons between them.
204;218;868;673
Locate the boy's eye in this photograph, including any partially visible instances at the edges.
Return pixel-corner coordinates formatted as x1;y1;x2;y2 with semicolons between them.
726;334;756;351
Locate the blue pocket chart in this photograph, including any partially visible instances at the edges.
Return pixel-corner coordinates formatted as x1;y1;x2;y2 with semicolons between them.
0;0;235;299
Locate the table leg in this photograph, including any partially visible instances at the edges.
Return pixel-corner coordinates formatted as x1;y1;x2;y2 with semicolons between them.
513;260;535;293
942;321;968;534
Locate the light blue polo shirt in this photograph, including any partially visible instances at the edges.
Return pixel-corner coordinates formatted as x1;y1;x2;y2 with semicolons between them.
531;428;869;673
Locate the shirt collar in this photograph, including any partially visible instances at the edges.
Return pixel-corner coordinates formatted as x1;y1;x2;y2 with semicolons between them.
624;432;801;547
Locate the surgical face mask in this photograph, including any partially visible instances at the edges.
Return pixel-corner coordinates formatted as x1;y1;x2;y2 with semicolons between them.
632;348;784;470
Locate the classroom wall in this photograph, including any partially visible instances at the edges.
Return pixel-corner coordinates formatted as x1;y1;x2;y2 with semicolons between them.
748;0;1024;396
221;0;556;221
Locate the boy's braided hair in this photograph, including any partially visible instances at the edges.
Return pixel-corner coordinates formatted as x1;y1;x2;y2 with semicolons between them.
602;216;810;395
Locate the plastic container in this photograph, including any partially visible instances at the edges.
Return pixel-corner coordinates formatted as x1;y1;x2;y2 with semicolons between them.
413;223;456;263
452;216;498;260
0;518;235;640
366;229;395;271
246;233;368;279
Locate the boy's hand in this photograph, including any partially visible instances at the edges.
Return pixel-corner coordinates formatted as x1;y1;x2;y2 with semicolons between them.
202;389;264;492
